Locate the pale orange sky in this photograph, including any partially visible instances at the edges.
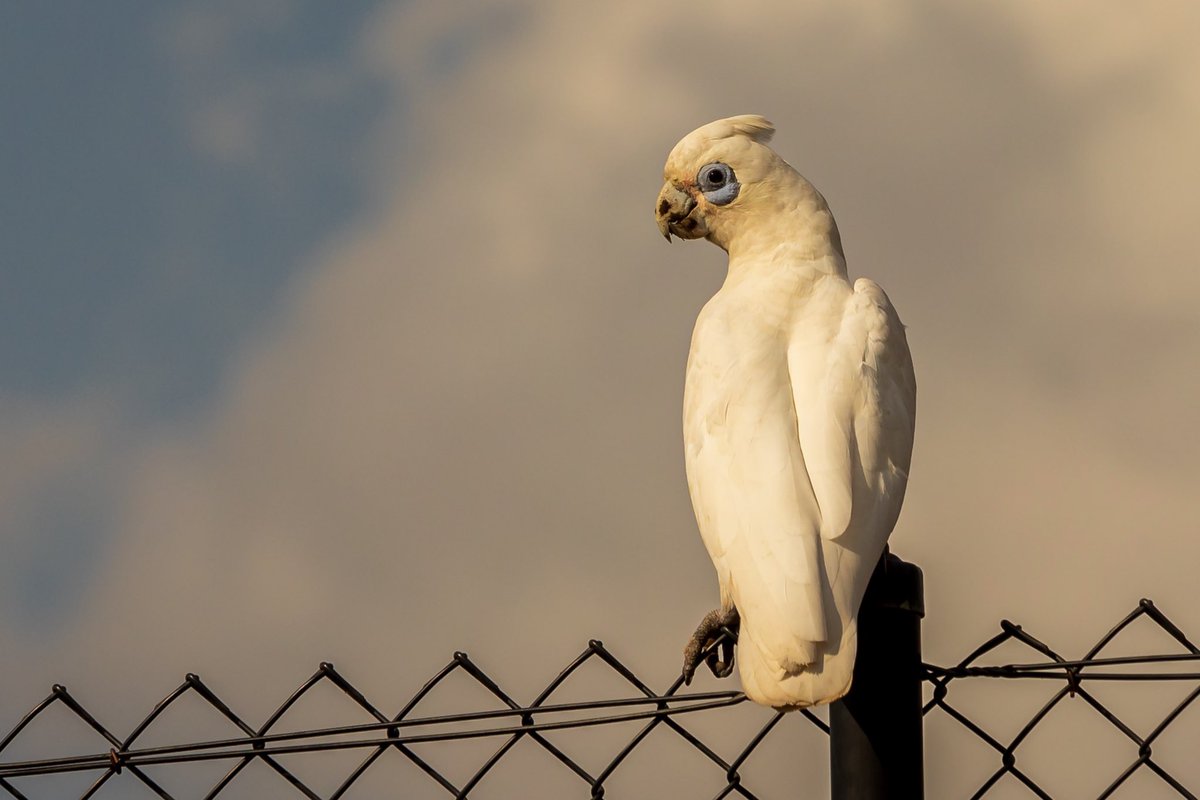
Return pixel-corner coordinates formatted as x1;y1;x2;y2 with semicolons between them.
3;2;1200;796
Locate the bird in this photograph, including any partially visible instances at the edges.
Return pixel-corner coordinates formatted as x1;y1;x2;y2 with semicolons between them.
655;115;916;709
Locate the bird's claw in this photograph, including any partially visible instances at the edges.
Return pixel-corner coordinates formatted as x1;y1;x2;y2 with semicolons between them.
682;607;740;685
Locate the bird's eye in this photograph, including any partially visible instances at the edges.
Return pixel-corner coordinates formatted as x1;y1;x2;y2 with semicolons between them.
696;162;739;206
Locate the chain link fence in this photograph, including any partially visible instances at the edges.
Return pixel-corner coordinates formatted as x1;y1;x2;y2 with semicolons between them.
924;598;1199;799
2;599;1197;798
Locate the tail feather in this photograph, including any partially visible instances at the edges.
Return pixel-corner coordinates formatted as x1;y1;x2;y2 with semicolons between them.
738;619;857;709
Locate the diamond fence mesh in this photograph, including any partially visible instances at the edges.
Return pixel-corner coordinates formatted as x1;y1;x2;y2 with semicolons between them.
923;598;1200;799
1;599;1198;799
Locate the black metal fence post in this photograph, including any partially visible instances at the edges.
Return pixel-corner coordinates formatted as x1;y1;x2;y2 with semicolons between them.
830;552;925;800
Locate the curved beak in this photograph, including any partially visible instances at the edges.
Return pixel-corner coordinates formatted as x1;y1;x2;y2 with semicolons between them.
655;181;697;242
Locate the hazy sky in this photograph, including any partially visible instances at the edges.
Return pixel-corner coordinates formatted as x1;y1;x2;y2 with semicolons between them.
3;2;1200;797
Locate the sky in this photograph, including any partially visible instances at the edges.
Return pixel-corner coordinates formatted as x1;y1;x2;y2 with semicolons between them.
3;1;1200;797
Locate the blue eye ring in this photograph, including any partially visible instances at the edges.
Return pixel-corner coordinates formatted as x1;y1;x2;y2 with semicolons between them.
696;162;739;205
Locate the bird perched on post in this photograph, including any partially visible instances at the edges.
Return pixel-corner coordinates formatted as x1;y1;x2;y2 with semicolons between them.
655;116;916;709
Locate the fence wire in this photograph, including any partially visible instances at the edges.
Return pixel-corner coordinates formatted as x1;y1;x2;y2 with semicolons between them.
0;637;819;800
1;599;1197;799
923;598;1200;799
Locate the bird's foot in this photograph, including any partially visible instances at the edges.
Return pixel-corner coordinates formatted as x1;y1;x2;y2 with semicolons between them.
682;607;740;685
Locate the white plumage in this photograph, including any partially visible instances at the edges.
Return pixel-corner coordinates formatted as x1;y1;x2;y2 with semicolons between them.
655;116;916;709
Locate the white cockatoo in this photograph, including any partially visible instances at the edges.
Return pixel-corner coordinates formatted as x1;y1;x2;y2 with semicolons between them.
655;116;916;709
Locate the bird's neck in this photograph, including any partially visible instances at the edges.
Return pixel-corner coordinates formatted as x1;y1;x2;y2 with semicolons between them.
722;222;847;295
717;173;848;281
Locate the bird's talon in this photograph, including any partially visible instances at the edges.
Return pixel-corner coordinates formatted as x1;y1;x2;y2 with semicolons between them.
682;607;740;682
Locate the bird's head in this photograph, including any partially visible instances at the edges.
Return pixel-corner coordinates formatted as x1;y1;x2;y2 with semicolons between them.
654;115;843;260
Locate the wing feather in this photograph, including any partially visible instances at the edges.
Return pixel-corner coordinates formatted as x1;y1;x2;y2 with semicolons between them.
790;278;915;547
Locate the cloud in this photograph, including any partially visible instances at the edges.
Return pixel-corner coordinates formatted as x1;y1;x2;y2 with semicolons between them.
5;1;1200;794
0;393;124;631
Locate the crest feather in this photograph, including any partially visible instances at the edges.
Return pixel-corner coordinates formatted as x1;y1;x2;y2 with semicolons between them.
721;114;775;144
